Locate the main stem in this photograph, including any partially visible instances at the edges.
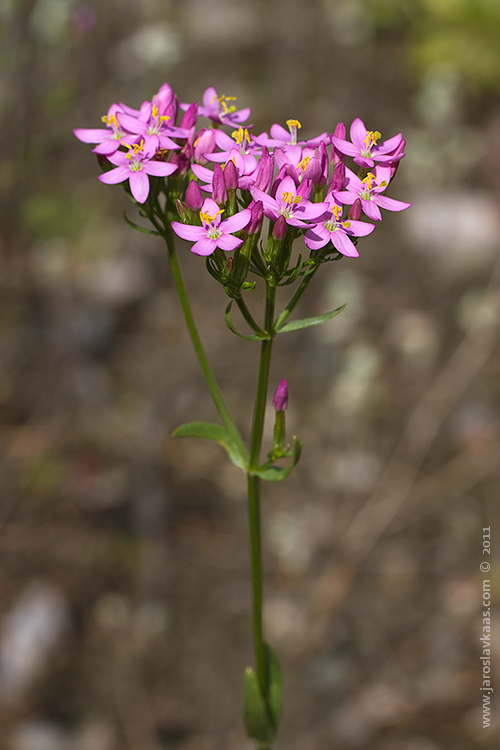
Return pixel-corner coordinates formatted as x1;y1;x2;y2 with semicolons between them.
247;281;276;697
164;231;247;458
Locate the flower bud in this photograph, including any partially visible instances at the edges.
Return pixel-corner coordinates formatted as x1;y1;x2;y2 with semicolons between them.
247;200;264;235
179;102;199;130
254;147;274;193
185;179;203;210
389;138;406;179
224;159;238;192
272;378;288;411
329;162;346;192
212;163;227;205
297;178;312;201
349;198;362;220
272;215;287;240
331;121;346;165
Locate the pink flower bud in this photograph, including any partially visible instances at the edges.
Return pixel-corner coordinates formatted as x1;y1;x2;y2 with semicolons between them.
349;198;362;220
247;200;264;234
185;179;203;210
212;163;227;205
224;159;238;192
272;215;287;240
272;378;288;411
179;102;199;130
329;162;346;192
330;121;346;165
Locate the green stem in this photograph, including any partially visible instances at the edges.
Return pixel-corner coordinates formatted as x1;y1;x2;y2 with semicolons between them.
164;231;247;458
247;281;276;703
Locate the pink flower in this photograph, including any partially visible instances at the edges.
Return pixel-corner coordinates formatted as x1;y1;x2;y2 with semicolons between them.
171;198;251;256
253;119;326;149
331;118;404;169
98;139;178;203
197;87;251;126
74;104;130;156
272;379;288;411
333;165;411;221
250;175;326;228
304;195;374;257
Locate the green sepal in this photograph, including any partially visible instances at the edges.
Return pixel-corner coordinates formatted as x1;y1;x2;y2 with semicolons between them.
252;436;302;482
172;421;248;470
123;212;160;236
225;302;270;341
264;644;283;730
276;304;346;334
243;668;275;743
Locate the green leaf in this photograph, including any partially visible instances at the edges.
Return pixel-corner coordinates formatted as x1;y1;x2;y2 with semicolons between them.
123;211;160;235
264;644;283;730
172;422;248;470
225;302;270;341
276;304;346;333
243;667;275;743
252;436;302;482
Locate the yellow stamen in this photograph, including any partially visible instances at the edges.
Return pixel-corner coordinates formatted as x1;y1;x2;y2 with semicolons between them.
332;205;342;220
286;119;302;131
200;208;224;224
124;140;144;159
363;130;381;148
282;192;302;205
343;221;351;228
361;172;375;190
151;104;170;122
297;156;311;173
231;127;252;145
102;114;118;128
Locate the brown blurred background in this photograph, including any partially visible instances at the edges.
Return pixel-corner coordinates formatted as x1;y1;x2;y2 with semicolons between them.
1;1;499;749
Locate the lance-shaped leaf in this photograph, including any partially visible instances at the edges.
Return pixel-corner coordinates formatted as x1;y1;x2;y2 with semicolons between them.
172;422;248;470
264;644;283;731
276;304;345;334
243;667;275;743
251;436;302;482
225;302;270;341
123;212;160;235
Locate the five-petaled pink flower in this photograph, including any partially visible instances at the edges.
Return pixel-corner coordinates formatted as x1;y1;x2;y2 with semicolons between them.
98;139;178;203
304;195;375;257
197;87;251;126
171;198;251;256
333;165;411;221
250;175;326;227
331;118;404;169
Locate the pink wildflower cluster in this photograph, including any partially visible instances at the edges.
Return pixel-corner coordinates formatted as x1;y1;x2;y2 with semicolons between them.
75;83;410;259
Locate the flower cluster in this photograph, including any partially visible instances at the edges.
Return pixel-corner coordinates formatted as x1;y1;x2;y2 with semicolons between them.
75;83;410;289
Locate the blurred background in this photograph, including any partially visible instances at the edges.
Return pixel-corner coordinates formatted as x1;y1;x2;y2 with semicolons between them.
1;1;500;748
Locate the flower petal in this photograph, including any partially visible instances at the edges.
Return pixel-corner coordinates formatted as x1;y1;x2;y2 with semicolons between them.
375;195;412;212
217;234;242;252
332;230;359;257
143;161;178;177
129;171;150;203
191;238;218;256
98;166;130;185
171;223;207;241
350;118;367;147
220;208;251;233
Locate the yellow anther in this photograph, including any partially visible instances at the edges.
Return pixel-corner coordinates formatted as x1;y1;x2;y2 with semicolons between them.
102;114;118;128
332;205;342;220
297;156;311;172
212;94;237;115
152;104;159;118
343;221;351;228
286;119;302;130
200;208;224;224
231;127;252;145
363;130;381;148
379;180;387;187
282;192;302;205
361;172;375;189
